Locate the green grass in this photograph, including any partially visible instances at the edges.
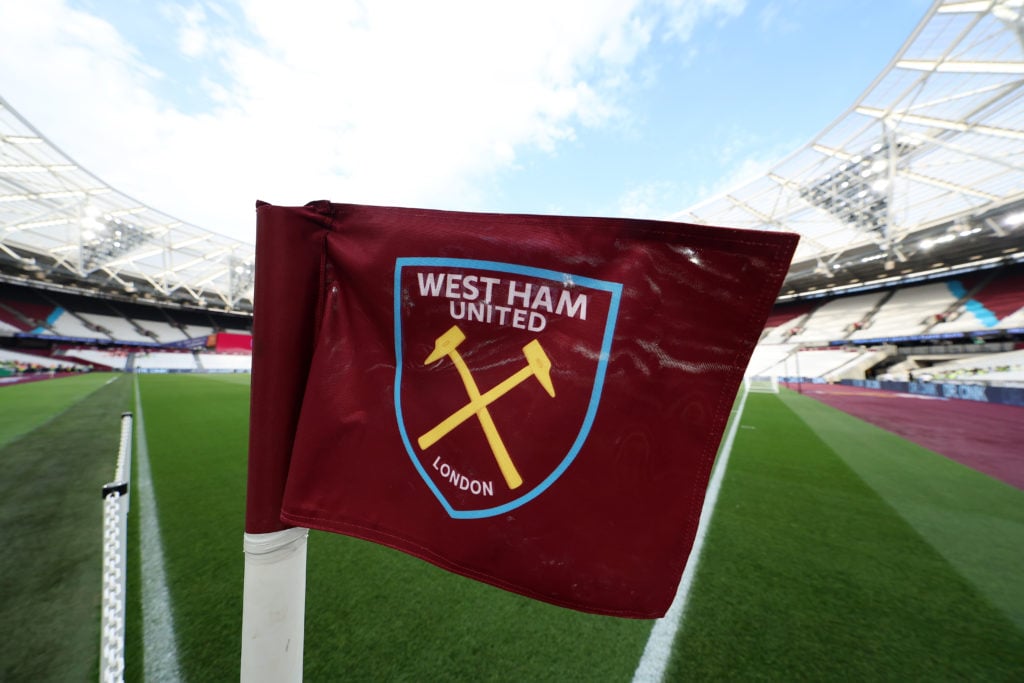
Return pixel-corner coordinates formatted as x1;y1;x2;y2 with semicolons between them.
125;374;251;682
303;535;651;681
131;373;652;681
4;375;1023;681
780;389;1024;632
0;373;130;681
0;373;119;448
668;390;1024;680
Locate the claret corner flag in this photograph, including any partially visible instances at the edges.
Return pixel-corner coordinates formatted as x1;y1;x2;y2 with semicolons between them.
244;200;796;626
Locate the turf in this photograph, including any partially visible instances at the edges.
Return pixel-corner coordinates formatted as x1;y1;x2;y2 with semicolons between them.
781;388;1024;631
303;534;651;681
0;373;131;681
667;390;1024;680
5;374;1024;680
0;372;118;448
125;374;251;682
130;373;653;681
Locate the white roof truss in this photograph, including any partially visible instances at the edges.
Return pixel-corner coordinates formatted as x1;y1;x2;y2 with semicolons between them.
673;0;1024;282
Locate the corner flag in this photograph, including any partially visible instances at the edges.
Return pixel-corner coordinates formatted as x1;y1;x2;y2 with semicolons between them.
245;200;796;620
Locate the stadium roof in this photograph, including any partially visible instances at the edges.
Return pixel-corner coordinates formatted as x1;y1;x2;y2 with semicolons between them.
672;0;1024;299
1;0;1023;310
0;97;255;311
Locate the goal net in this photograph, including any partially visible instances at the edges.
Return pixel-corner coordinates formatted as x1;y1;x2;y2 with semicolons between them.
745;375;779;394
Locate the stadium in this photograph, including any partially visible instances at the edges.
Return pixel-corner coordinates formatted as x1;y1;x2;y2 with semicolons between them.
2;0;1023;680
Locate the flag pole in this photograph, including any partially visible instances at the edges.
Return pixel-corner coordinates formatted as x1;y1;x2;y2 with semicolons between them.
240;527;309;682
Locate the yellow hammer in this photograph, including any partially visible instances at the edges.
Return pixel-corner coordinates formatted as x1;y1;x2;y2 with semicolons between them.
417;326;555;490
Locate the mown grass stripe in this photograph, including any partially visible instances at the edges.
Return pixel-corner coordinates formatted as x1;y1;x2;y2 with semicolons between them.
781;388;1024;631
133;377;183;682
632;385;749;683
0;374;130;681
0;372;116;448
666;393;1024;680
131;374;251;680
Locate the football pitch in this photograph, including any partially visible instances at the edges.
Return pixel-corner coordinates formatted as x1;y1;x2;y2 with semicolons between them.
1;373;1022;680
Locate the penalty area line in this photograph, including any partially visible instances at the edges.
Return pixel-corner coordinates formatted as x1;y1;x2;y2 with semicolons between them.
631;385;750;683
134;377;184;682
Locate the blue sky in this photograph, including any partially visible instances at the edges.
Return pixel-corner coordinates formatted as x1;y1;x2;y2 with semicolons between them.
0;0;929;244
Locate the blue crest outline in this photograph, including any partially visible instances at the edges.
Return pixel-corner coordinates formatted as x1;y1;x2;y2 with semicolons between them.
393;257;622;519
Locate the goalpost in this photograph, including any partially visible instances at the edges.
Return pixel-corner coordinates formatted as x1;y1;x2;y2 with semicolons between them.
744;375;780;394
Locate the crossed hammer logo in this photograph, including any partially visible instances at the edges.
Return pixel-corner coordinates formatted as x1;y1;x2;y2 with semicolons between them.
417;325;556;490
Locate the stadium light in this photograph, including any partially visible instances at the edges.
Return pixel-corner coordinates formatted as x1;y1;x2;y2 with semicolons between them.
80;218;154;273
228;256;255;305
798;139;913;238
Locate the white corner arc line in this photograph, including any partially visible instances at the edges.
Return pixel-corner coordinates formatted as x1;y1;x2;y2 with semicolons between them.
134;377;184;682
631;384;750;683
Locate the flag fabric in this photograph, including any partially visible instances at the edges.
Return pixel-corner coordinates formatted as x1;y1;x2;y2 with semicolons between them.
247;200;797;618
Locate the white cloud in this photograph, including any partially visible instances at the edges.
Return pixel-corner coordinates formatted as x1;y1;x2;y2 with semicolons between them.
659;0;746;42
168;3;211;58
0;0;748;242
617;181;680;219
694;140;796;204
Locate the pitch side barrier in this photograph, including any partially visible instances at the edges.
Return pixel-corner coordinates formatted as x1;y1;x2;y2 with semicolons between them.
831;327;1024;346
13;332;211;349
842;379;1024;408
13;331;167;347
134;368;249;374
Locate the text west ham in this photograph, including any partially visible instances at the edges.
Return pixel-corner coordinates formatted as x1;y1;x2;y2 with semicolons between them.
417;272;588;332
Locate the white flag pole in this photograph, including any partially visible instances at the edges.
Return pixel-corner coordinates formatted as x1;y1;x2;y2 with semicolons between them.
240;527;309;682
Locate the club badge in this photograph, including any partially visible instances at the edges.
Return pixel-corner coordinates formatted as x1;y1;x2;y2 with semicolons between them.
394;257;621;518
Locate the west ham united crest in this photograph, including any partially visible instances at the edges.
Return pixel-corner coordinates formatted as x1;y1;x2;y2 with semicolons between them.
394;257;622;519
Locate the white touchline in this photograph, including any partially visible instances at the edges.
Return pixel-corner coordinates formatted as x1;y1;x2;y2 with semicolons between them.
134;377;184;682
631;385;751;683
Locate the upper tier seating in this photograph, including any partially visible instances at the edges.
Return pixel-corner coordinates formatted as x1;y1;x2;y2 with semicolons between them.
849;283;956;340
46;309;112;340
0;288;56;331
930;265;1024;334
1;282;250;346
135;320;190;343
75;313;154;344
182;324;216;339
761;301;817;344
787;292;884;344
974;265;1024;321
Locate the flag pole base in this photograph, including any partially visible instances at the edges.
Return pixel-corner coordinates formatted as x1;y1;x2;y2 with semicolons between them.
241;527;309;682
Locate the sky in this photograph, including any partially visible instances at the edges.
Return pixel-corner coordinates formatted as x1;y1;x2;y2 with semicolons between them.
0;0;930;245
